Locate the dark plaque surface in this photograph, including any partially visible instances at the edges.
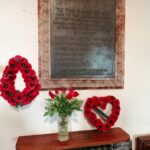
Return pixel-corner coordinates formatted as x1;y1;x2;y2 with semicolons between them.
51;0;116;79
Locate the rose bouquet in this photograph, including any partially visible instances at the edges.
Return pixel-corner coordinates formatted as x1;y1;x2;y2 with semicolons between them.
44;88;83;141
44;88;83;118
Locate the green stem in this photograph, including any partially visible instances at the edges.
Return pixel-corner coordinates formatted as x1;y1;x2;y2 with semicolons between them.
94;108;109;119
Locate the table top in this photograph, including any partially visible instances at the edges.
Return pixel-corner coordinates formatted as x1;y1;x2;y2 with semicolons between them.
16;127;130;150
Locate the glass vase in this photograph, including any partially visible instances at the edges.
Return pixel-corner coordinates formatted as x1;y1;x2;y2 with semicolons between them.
57;116;69;142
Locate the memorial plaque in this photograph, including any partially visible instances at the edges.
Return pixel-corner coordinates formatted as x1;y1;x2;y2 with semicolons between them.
38;0;125;90
51;0;116;79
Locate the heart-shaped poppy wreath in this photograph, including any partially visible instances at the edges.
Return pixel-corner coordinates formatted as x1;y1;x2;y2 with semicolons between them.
84;96;120;132
0;55;41;108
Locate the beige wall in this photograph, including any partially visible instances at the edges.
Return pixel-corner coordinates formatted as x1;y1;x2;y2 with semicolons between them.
0;0;150;149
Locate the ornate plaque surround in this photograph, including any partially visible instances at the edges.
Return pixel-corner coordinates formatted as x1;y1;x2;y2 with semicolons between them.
38;0;125;90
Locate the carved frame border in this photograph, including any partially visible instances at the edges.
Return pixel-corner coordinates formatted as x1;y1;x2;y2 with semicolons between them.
38;0;125;90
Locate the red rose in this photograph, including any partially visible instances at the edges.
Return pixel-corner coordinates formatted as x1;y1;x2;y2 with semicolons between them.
66;93;73;100
69;87;74;93
55;89;59;94
61;88;66;93
66;88;79;99
73;91;79;97
49;91;55;99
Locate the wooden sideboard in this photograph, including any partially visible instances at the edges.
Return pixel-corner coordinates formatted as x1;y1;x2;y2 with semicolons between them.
136;135;150;150
16;127;131;150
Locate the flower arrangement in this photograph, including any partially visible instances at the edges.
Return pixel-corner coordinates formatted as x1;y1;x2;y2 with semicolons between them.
44;88;83;141
44;88;83;118
0;55;41;108
84;95;120;131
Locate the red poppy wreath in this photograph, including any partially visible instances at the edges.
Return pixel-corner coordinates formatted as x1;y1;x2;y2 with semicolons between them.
84;96;120;132
0;55;41;108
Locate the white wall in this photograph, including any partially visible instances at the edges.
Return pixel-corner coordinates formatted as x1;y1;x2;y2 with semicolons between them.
0;0;150;149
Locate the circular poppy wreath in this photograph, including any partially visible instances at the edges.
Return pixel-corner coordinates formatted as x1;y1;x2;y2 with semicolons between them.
84;96;120;132
0;55;41;108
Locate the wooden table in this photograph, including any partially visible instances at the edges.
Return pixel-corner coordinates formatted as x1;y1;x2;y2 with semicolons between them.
16;127;131;150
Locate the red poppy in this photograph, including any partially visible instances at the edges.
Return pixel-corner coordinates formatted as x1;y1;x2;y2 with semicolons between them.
86;98;97;108
0;81;12;91
110;114;118;122
3;66;16;77
107;118;115;126
113;105;120;113
22;97;32;106
105;124;111;130
21;68;31;76
20;57;28;64
7;98;18;106
14;55;22;62
26;80;39;90
93;96;98;101
9;58;19;72
36;84;41;91
14;91;26;103
1;91;11;101
84;109;91;117
84;103;92;109
28;91;39;100
113;99;120;105
94;119;102;128
88;112;97;121
19;57;29;70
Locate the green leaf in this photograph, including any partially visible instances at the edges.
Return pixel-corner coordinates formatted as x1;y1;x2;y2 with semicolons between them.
43;111;49;116
44;93;83;117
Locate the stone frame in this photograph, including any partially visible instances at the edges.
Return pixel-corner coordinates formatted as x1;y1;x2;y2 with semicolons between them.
38;0;125;90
